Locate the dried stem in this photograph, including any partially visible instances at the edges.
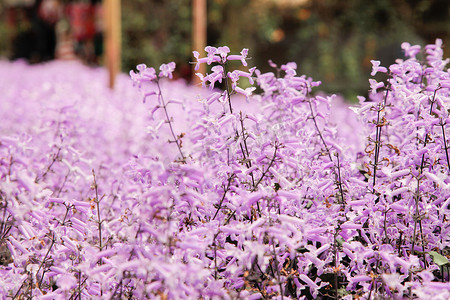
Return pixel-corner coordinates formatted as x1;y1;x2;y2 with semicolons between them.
213;174;234;220
383;208;391;244
412;89;438;263
37;232;56;288
223;67;256;189
0;191;10;240
372;86;390;193
271;238;284;300
68;277;88;300
55;170;70;197
307;98;345;203
213;239;218;280
156;79;186;161
332;227;341;300
440;122;450;173
240;112;256;188
92;170;103;252
35;146;61;183
252;142;279;192
78;270;82;299
335;152;345;204
419;91;436;173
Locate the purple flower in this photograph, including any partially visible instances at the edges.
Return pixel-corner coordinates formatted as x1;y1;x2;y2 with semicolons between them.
205;65;224;89
370;60;388;76
235;86;256;100
369;78;385;94
401;42;421;58
227;48;249;66
193;51;208;71
205;46;219;64
227;67;256;89
193;49;221;71
130;64;157;86
268;59;278;68
57;274;77;290
2;39;450;299
217;46;230;61
159;62;176;79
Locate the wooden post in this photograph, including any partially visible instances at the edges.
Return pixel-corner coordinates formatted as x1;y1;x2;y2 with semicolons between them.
192;0;206;83
104;0;121;89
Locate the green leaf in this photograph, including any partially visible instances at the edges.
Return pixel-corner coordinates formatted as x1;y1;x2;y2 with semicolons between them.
274;182;281;192
429;251;449;266
338;287;350;296
296;247;309;254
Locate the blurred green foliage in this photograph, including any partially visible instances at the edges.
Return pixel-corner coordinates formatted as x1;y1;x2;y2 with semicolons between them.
0;24;9;59
0;3;11;59
122;0;449;98
122;0;193;78
2;0;449;98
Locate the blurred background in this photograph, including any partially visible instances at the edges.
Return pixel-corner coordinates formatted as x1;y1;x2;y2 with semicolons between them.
1;0;449;99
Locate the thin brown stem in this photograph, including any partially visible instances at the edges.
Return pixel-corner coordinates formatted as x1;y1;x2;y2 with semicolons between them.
240;113;256;187
412;89;437;264
92;170;103;252
271;238;284;300
440;123;450;173
156;80;186;161
335;152;345;204
252;142;279;192
35;147;62;183
212;174;234;220
307;98;345;203
37;232;56;288
372;87;390;193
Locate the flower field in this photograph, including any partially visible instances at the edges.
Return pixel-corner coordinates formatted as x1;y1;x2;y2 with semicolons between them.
0;40;449;299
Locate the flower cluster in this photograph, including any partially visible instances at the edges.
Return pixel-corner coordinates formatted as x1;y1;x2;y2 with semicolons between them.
193;46;249;70
0;40;449;300
130;62;176;88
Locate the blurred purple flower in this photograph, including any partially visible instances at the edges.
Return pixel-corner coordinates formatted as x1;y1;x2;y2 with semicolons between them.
159;62;176;79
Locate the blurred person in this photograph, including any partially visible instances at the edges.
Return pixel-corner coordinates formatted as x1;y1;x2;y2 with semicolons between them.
92;1;103;65
33;0;57;61
10;8;36;61
55;19;77;61
38;0;62;25
66;1;100;65
9;0;57;63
